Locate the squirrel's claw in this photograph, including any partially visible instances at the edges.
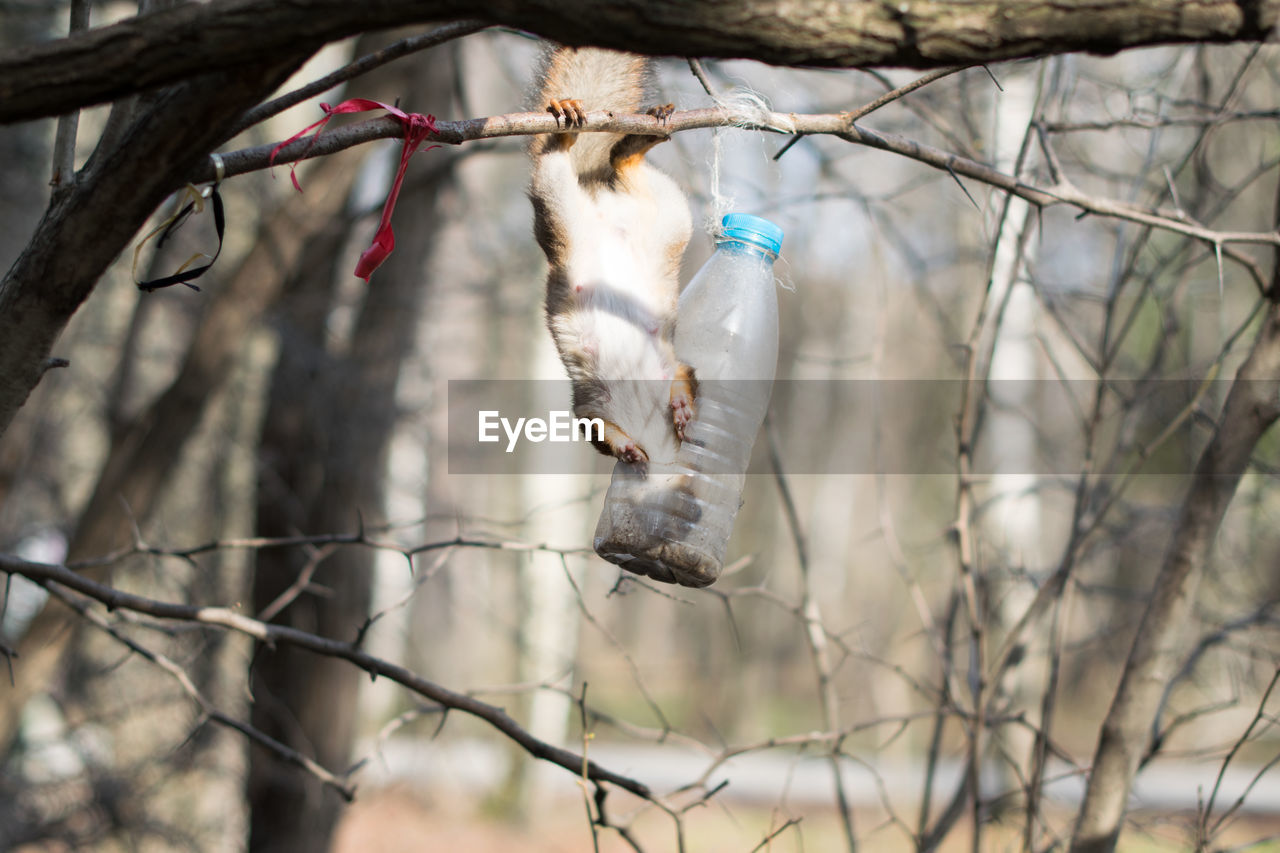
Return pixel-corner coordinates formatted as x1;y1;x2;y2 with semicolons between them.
670;385;695;441
547;98;588;127
671;395;693;440
670;365;697;441
647;104;676;126
618;440;648;472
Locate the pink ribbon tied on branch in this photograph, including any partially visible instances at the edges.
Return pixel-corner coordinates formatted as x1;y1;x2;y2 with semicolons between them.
270;99;439;281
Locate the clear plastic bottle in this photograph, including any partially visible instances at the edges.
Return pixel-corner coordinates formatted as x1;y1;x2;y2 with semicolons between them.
593;213;783;587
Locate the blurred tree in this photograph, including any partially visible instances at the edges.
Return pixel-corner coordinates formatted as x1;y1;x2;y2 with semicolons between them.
0;3;59;531
2;5;1280;853
247;34;461;853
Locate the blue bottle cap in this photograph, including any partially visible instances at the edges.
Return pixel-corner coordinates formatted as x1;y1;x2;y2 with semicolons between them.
721;213;784;255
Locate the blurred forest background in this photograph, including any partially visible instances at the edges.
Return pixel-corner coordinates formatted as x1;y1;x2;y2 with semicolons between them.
3;5;1280;853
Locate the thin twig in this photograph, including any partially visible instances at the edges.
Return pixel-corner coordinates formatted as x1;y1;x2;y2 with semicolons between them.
686;58;718;98
49;0;90;187
777;65;966;160
845;65;968;124
1044;108;1280;133
748;817;803;852
256;543;338;622
767;419;857;852
577;682;602;853
227;20;489;137
1023;580;1073;851
45;583;356;799
1202;668;1280;843
682;711;937;793
560;556;673;734
66;530;592;572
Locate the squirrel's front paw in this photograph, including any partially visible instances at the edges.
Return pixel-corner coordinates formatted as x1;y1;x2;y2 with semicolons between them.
547;98;588;127
647;104;676;125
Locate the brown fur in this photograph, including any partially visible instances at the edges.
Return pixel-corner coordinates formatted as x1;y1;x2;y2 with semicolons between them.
529;46;695;466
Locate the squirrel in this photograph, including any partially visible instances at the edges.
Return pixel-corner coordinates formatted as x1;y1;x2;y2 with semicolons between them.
529;46;696;468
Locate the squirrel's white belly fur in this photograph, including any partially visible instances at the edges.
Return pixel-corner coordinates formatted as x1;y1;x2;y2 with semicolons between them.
567;189;675;382
565;182;688;462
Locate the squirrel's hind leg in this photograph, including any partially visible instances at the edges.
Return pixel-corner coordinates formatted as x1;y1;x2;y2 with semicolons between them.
670;363;697;441
589;418;650;467
608;105;675;170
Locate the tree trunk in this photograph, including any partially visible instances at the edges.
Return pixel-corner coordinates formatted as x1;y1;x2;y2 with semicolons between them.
1070;183;1280;852
0;54;306;437
247;36;458;853
0;3;58;519
0;151;360;754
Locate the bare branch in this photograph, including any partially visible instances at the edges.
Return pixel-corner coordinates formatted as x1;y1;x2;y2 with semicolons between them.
1045;108;1280;132
0;552;653;799
560;557;673;735
1072;301;1280;850
226;19;490;137
0;53;309;437
66;529;592;572
846;65;970;124
49;0;90;187
1200;668;1280;844
46;583;357;799
748;817;803;852
766;420;856;852
200;105;1280;258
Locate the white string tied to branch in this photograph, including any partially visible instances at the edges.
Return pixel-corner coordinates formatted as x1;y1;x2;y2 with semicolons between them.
704;89;794;230
704;89;797;291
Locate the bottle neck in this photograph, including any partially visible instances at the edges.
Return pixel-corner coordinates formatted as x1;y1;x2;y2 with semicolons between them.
715;237;778;263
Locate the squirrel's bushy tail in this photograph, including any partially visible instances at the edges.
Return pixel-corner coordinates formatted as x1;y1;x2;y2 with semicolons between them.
533;46;653;177
536;47;649;113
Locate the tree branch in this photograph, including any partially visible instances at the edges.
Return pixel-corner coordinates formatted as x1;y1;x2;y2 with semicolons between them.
225;19;490;138
2;0;1278;124
48;0;90;187
1070;180;1280;851
0;55;308;438
205;104;1280;251
0;552;653;800
46;582;358;800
